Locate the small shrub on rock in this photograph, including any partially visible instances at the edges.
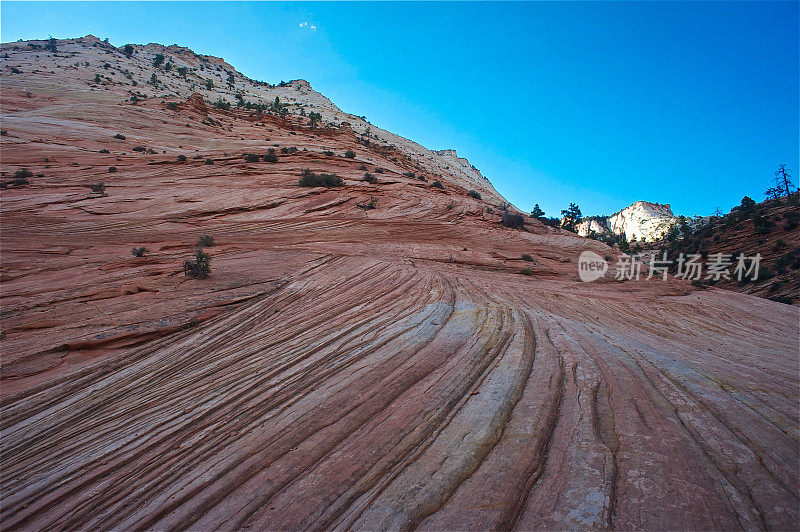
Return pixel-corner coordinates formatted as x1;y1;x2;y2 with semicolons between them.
431;180;444;189
108;166;117;173
89;182;105;194
197;235;215;247
501;213;525;229
184;249;211;279
344;150;356;158
521;254;534;262
177;154;186;161
14;169;33;179
363;172;377;184
244;153;260;163
468;190;482;200
298;168;343;187
204;158;214;165
114;133;126;140
131;247;148;257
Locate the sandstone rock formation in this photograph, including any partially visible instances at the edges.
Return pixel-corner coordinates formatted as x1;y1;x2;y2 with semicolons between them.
577;201;678;242
0;37;798;531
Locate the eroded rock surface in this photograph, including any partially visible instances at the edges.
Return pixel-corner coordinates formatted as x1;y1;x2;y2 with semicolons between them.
1;38;798;531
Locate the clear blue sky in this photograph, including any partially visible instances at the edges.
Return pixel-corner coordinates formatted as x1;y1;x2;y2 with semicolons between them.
2;1;797;217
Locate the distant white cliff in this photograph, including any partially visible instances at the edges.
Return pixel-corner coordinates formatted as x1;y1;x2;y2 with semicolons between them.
575;201;678;242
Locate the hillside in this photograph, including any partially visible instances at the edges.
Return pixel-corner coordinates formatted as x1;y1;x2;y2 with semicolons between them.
657;196;800;304
1;37;798;531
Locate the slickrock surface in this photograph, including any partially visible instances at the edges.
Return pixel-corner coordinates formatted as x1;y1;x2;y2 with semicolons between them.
1;37;798;530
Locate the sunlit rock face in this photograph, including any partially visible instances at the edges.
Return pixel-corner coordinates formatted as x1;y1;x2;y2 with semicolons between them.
577;201;678;241
1;37;797;531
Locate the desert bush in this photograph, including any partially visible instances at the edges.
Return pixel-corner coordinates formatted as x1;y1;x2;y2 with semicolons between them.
344;150;355;158
167;102;178;110
108;166;116;173
431;180;444;189
324;150;335;156
132;145;146;152
114;133;126;140
123;44;134;57
197;235;215;247
363;172;377;184
244;153;260;163
99;149;110;153
501;213;525;229
131;247;148;257
89;182;105;194
263;150;278;163
358;196;378;210
153;53;164;67
520;268;534;276
177;154;186;161
521;254;534;262
374;168;384;173
14;169;33;179
403;172;415;178
468;190;482;200
184;249;211;279
204;158;214;165
298;168;343;187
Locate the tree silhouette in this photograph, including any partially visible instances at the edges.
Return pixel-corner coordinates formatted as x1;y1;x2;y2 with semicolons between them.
531;204;545;218
560;203;582;232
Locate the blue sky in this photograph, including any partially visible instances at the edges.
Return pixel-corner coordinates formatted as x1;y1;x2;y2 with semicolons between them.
2;1;797;217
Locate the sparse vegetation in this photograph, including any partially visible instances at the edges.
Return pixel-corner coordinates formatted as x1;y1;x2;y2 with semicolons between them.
344;150;356;158
520;267;534;276
560;203;582;232
363;172;377;184
131;247;148;257
14;169;33;180
263;149;278;163
431;180;444;189
108;166;116;173
298;168;343;187
468;190;482;200
167;102;179;111
501;212;525;229
521;254;534;262
531;204;545;218
204;158;214;165
123;44;134;57
114;133;126;140
177;154;187;161
153;53;165;68
184;249;211;279
197;235;215;247
244;153;260;163
89;182;105;194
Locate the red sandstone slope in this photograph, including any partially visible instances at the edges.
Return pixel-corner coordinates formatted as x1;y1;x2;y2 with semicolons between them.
1;37;798;531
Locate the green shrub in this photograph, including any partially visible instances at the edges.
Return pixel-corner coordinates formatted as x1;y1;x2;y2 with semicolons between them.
263;149;278;163
123;44;134;57
431;180;444;189
153;53;164;67
131;247;148;257
14;169;33;179
244;153;260;163
324;150;334;156
99;149;110;154
204;158;214;165
167;102;178;110
501;213;525;229
374;168;384;173
108;166;116;173
363;172;377;184
468;190;482;200
520;268;533;276
89;182;105;194
403;172;415;178
184;249;211;279
344;150;356;158
521;254;534;262
114;133;126;140
197;235;215;247
298;168;343;187
177;154;186;161
132;146;146;152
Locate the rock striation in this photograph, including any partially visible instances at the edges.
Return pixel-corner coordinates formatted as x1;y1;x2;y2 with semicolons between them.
0;37;798;531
